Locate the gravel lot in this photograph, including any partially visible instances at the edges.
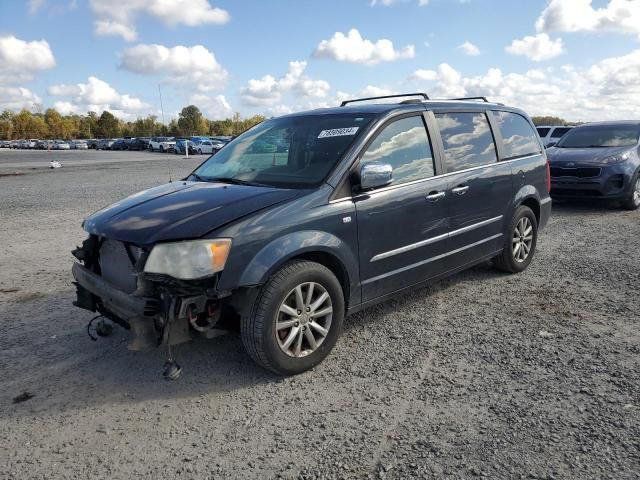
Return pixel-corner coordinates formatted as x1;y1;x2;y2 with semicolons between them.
1;150;638;480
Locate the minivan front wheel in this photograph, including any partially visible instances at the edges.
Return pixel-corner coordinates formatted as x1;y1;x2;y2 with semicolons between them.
621;172;640;210
493;205;538;273
241;260;344;375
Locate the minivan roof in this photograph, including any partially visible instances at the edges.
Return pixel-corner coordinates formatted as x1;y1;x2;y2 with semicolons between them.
280;99;525;119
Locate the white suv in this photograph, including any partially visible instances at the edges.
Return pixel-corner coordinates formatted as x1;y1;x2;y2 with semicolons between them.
536;125;574;148
149;137;176;152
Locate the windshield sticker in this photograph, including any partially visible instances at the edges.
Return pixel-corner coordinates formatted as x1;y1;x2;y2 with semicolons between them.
318;127;359;139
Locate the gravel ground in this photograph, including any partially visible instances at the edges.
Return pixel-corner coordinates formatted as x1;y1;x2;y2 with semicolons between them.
1;151;638;480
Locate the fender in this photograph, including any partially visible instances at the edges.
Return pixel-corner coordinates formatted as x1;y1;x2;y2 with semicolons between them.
236;230;360;305
513;184;540;207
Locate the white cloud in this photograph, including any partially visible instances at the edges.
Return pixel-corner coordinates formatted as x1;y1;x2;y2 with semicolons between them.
506;33;564;62
241;61;330;106
458;41;480;56
189;94;233;120
0;86;42;111
89;0;230;41
48;76;151;119
313;29;415;65
0;35;56;84
28;0;45;14
536;0;640;37
120;44;228;92
408;48;640;121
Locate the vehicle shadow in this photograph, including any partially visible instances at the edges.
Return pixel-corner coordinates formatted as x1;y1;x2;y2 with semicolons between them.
550;198;624;214
2;261;501;418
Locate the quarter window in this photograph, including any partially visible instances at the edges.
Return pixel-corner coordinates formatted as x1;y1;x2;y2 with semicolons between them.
361;116;435;185
436;112;497;172
493;111;541;160
536;127;550;137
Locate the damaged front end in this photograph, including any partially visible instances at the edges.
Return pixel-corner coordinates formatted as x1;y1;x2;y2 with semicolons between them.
71;235;230;352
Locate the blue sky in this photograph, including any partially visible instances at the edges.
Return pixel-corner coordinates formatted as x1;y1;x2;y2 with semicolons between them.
1;0;639;122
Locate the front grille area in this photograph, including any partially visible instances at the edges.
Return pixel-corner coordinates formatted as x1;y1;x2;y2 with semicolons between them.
99;238;140;293
550;166;601;178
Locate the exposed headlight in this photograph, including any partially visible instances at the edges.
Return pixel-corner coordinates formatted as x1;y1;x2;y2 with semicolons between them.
144;239;231;280
601;151;631;164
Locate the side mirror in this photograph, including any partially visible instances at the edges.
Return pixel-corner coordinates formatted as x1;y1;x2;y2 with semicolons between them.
546;142;556;149
360;162;393;190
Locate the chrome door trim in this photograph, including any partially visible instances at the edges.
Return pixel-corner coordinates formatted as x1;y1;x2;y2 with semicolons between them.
363;234;503;285
351;153;542;200
370;215;503;262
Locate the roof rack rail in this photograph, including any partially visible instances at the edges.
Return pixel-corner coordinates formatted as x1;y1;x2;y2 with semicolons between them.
340;92;429;107
451;96;489;102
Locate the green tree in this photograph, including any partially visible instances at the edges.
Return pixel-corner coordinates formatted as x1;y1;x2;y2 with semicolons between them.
177;105;207;136
531;116;568;126
96;110;120;138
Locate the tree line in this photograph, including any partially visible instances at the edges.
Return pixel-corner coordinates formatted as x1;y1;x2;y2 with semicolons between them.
0;105;266;140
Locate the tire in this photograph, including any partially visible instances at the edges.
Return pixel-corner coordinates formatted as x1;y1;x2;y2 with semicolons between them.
197;149;202;155
241;260;345;375
620;171;640;211
493;205;538;273
159;146;164;153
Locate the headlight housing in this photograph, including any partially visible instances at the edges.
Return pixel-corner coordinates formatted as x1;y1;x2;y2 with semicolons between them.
144;239;231;280
601;151;631;164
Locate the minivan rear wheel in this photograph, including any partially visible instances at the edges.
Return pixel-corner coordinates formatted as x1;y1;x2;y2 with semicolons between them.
493;205;538;273
241;260;344;375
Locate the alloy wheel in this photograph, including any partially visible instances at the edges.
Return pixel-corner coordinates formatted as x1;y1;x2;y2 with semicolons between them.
634;178;640;206
275;282;333;358
512;217;533;263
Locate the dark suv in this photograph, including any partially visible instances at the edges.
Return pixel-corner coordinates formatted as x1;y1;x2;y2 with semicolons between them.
72;93;551;376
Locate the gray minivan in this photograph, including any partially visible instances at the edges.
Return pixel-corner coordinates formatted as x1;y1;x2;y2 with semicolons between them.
72;94;552;376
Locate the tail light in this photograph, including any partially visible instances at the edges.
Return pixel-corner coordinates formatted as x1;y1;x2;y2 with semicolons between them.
546;160;551;192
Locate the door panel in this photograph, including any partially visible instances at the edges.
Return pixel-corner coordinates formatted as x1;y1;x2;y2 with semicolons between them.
355;176;451;301
445;162;513;266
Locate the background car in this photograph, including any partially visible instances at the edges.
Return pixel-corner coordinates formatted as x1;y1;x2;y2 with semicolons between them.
71;140;89;149
547;121;640;210
148;136;175;152
536;125;574;148
195;139;226;154
97;139;115;150
111;139;129;151
53;140;71;150
128;138;149;151
174;138;190;155
86;139;99;149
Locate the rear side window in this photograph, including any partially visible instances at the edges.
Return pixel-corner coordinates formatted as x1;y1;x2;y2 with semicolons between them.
361;115;435;185
435;112;497;172
493;111;541;160
536;127;550;137
551;127;572;138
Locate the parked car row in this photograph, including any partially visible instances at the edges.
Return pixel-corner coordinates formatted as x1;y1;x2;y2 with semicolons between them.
0;136;230;154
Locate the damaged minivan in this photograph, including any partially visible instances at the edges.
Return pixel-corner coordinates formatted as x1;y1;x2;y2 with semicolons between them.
72;93;551;377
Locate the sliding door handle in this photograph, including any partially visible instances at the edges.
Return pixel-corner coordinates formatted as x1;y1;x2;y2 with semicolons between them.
452;185;469;195
426;191;446;201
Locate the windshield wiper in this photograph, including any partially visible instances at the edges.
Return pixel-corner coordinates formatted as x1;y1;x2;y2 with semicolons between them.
189;172;208;182
210;177;268;187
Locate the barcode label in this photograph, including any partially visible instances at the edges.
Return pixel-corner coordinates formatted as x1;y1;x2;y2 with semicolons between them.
318;127;359;138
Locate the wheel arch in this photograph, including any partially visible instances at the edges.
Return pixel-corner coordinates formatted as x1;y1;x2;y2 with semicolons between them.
233;230;360;309
514;185;541;224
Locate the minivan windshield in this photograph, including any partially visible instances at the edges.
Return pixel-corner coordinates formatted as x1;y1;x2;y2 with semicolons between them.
556;125;640;148
191;113;375;188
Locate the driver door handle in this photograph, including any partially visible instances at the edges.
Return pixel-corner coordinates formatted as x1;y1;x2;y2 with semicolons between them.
426;191;446;201
452;185;470;195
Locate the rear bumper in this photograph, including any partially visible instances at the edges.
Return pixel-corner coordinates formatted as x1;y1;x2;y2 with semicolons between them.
539;196;552;230
550;163;633;200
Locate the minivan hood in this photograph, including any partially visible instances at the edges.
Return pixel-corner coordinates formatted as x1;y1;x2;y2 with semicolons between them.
84;181;301;246
546;146;632;165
